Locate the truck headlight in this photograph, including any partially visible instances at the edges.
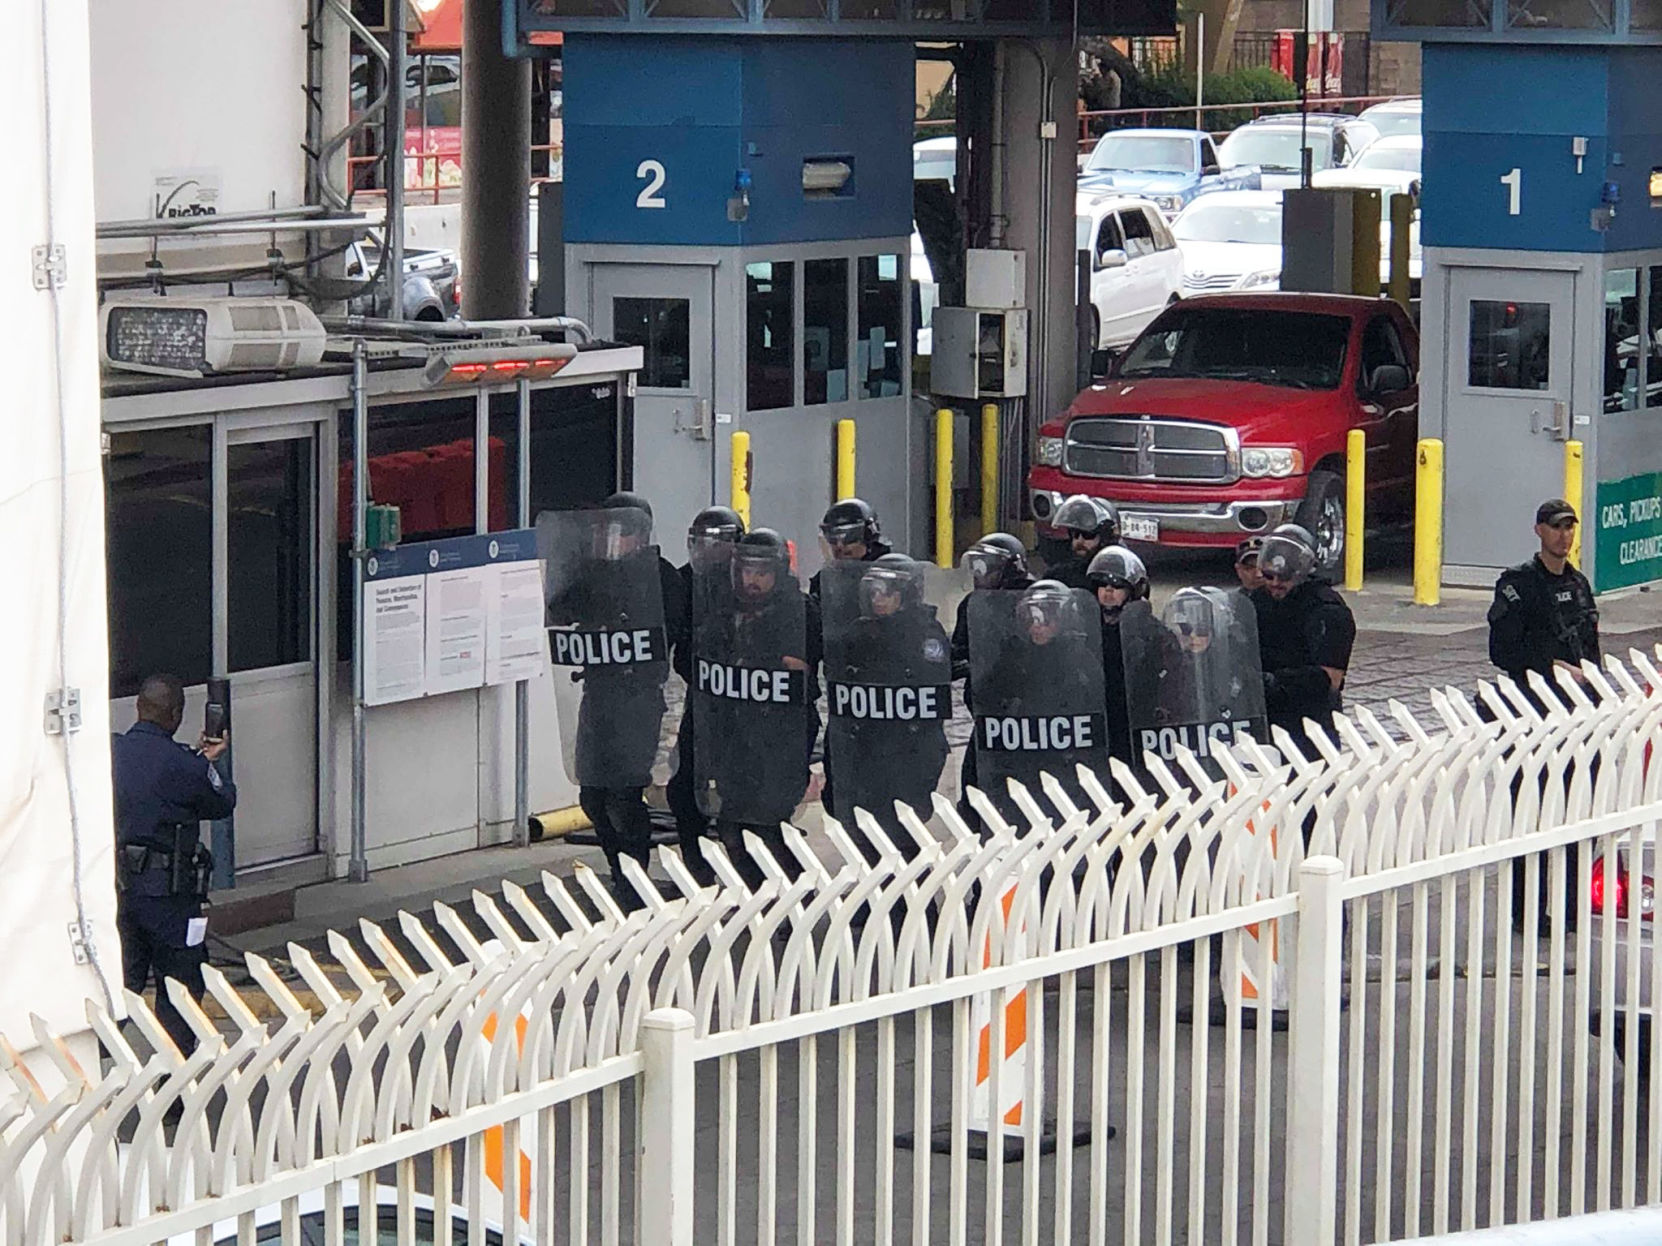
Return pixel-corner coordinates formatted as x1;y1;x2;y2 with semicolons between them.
1241;446;1303;478
1242;269;1280;289
1036;436;1065;467
1153;194;1183;214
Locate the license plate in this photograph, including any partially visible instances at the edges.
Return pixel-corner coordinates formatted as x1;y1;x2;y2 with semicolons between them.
1122;515;1159;542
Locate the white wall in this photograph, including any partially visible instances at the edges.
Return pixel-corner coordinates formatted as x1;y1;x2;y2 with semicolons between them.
6;0;124;1050
89;0;309;267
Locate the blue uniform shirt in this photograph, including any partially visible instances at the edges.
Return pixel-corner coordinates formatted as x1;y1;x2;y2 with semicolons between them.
111;721;237;852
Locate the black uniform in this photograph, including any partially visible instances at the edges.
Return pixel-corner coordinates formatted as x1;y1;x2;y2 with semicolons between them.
1250;580;1356;760
667;561;707;876
825;606;951;860
1487;555;1601;713
1051;549;1103;593
951;574;1035;804
550;550;687;889
112;721;237;1054
810;542;889;815
807;540;893;602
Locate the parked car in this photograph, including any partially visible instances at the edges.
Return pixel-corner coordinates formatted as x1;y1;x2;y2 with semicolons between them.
913;135;957;186
1358;96;1422;139
345;240;460;321
1170;189;1285;296
1313;133;1422;195
1217;113;1380;191
1077;192;1184;349
1028;292;1421;578
1078;128;1261;218
1171;188;1421;296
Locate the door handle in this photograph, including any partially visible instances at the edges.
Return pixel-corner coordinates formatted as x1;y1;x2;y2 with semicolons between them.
1550;400;1571;441
675;398;713;442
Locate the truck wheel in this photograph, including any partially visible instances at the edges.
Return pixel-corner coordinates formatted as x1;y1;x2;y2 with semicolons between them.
1296;469;1346;580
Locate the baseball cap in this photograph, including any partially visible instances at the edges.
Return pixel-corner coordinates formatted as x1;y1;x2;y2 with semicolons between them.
1235;536;1265;564
1536;498;1578;525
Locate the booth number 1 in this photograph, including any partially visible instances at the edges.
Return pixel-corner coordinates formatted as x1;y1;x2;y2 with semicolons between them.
1500;167;1521;216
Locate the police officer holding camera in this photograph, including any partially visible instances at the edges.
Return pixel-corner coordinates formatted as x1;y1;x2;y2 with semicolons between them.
112;673;236;1054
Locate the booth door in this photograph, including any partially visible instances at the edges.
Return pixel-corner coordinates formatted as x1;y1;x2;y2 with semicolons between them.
1444;267;1578;571
590;263;716;548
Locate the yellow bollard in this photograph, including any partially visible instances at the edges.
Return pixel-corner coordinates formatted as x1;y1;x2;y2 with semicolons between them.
730;430;752;531
1388;193;1413;308
981;403;1000;538
935;408;954;569
1414;438;1443;606
1565;439;1584;567
1344;428;1365;592
835;418;856;501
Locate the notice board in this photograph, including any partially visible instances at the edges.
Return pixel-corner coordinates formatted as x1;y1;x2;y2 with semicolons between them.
362;530;549;706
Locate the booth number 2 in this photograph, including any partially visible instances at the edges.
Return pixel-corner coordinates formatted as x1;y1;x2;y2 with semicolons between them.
636;160;667;209
1500;167;1521;216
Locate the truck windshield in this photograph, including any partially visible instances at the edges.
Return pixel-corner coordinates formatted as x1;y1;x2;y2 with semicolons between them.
1119;307;1351;390
1085;135;1195;175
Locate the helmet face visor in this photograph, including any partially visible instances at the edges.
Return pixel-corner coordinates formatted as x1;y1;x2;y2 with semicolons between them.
961;547;1012;589
1258;534;1314;586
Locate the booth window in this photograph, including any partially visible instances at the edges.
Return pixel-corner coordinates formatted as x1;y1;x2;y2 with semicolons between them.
1649;268;1662;409
1384;0;1491;24
1467;300;1550;391
1604;269;1639;413
857;254;904;399
491;382;621;524
106;426;213;698
804;257;850;405
612;298;691;389
1506;0;1611;27
229;439;313;672
747;261;795;411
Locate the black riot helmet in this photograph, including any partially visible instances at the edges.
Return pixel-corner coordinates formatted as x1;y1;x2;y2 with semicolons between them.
1053;494;1121;542
1086;545;1150;598
731;528;791;605
1257;523;1318;588
687;505;745;572
1015;579;1080;642
820;498;882;551
959;533;1030;590
859;552;926;617
603;490;654;522
594;493;652;556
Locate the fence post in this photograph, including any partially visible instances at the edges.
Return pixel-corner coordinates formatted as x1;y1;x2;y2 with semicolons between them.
640;1007;696;1246
1285;856;1345;1246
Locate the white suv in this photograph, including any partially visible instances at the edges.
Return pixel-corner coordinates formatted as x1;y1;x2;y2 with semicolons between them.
1076;192;1185;350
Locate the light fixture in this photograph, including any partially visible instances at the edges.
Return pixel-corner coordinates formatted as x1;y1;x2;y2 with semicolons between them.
100;296;326;377
422;343;578;387
802;158;854;197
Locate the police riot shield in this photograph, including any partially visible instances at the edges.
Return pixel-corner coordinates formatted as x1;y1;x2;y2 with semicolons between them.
536;508;670;788
967;584;1109;819
689;541;811;827
1121;586;1268;778
821;557;953;832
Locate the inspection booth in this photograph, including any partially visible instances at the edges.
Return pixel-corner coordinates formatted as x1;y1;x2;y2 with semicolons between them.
1377;0;1662;590
101;341;642;885
558;37;918;569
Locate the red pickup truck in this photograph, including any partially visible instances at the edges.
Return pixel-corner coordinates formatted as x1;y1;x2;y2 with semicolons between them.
1029;292;1419;578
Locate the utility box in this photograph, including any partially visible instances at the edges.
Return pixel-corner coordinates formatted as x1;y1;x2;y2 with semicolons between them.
932;307;1029;399
965;249;1028;310
1281;187;1381;296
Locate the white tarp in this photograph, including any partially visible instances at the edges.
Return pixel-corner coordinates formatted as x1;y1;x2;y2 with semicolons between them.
4;0;123;1047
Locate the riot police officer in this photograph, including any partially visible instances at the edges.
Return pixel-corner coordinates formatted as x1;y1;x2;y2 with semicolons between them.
693;528;819;889
822;553;952;860
542;493;687;907
669;505;745;883
1086;544;1150;765
808;497;893;600
1250;523;1356;761
112;673;237;1055
1488;498;1600;713
970;580;1109;826
1048;495;1122;590
952;533;1036;807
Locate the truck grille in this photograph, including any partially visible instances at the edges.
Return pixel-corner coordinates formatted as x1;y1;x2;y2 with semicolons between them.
1063;417;1238;483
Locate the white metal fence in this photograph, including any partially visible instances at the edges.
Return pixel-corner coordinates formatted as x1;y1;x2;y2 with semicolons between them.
6;650;1662;1245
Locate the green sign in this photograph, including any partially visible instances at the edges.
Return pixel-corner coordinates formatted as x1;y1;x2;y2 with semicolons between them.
1595;470;1662;591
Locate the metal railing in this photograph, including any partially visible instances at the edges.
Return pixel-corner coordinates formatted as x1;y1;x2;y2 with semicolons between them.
5;647;1662;1244
345;142;564;207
